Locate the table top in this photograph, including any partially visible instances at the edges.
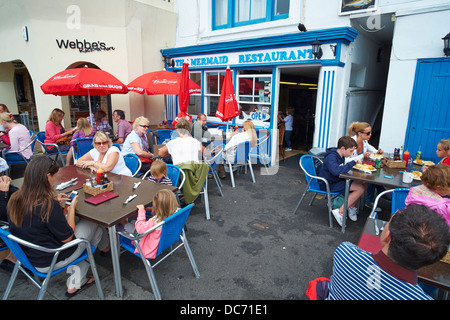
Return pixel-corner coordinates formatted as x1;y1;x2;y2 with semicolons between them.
359;217;450;291
54;165;176;227
53;165;92;193
339;163;422;189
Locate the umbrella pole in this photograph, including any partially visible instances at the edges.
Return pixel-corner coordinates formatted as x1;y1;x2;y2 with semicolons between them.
88;89;93;125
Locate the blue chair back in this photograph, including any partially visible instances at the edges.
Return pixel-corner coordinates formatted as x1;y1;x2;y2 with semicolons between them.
166;164;181;187
0;228;38;275
299;155;321;191
123;153;141;176
113;143;122;151
156;204;193;257
391;188;409;214
28;130;33;137
156;129;173;144
75;137;94;159
36;131;45;144
233;142;251;163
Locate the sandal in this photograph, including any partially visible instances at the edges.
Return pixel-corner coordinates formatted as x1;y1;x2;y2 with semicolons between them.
65;276;95;298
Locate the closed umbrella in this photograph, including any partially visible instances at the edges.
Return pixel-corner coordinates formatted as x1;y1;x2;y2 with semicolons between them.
216;66;240;131
41;66;128;123
172;62;192;126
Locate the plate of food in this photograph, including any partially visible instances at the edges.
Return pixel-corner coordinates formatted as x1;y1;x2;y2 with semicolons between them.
412;170;422;180
353;163;376;172
369;153;385;161
413;159;435;166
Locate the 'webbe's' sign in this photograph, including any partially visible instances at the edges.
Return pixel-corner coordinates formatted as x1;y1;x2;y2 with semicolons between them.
56;39;115;53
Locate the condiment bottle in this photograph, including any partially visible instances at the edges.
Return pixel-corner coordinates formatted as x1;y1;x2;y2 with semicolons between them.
96;166;105;185
403;150;409;164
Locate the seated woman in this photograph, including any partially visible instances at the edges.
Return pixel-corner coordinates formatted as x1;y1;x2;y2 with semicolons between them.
122;116;154;172
7;156;109;297
66;117;97;165
44;108;75;154
76;131;132;176
346;121;385;211
405;164;450;226
158;118;208;204
218;120;257;178
0;112;32;161
88;109;112;134
158;118;204;165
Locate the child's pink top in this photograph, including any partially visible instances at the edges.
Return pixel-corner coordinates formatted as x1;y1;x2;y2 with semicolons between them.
134;208;162;259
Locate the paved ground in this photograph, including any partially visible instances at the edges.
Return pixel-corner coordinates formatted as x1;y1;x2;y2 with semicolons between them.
1;153;394;303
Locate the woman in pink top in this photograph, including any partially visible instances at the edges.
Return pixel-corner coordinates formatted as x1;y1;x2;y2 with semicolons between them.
0;112;33;160
405;164;450;226
133;190;179;259
44;108;75;153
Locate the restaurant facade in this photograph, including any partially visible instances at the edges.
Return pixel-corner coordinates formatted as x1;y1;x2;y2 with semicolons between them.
163;0;450;164
0;0;176;131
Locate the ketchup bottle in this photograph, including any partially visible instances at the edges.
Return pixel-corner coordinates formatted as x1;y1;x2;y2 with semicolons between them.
96;166;105;185
403;150;409;164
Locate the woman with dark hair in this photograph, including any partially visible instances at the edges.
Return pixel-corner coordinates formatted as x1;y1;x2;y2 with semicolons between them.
7;156;109;297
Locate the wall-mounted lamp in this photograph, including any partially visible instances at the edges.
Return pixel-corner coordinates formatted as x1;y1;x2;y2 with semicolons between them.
312;39;323;60
330;44;337;57
442;32;450;57
163;56;175;68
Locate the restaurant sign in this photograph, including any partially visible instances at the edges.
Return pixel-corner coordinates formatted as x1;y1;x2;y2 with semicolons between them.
56;39;115;53
174;45;325;68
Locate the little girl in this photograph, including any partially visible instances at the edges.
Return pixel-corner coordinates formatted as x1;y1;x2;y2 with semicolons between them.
147;159;173;186
405;164;450;227
436;138;450;166
129;189;179;259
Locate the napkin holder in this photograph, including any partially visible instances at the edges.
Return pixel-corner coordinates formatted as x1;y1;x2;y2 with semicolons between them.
83;181;113;196
383;159;406;168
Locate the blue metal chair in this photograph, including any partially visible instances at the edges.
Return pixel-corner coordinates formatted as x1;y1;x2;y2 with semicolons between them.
36;131;68;167
123;153;142;177
369;188;410;218
112;143;122;151
293;155;340;228
204;144;224;197
0;226;104;300
74;137;94;160
224;141;255;188
155;129;173;144
118;203;199;300
2;136;36;165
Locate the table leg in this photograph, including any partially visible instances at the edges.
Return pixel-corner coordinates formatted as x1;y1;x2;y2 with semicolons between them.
108;225;123;298
341;179;350;233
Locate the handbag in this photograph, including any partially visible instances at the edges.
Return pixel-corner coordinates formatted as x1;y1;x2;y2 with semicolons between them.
331;194;345;210
138;156;153;164
56;135;71;145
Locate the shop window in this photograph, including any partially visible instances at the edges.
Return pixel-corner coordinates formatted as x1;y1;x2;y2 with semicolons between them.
213;0;290;30
204;70;233;117
188;72;202;115
237;73;272;122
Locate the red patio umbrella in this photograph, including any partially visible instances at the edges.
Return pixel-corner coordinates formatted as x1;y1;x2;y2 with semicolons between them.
41;66;128;123
127;70;200;95
216;66;239;125
172;62;192;126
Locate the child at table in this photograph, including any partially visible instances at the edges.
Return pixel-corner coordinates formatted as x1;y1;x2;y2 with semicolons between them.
319;136;366;226
436;139;450;166
126;189;179;259
405;164;450;227
147;160;173;186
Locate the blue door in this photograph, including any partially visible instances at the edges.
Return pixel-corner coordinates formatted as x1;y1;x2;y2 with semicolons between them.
404;59;450;163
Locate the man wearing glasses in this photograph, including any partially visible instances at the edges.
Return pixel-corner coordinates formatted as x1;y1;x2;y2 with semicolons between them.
112;109;133;144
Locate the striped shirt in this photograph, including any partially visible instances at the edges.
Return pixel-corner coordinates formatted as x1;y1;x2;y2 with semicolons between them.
148;176;173;186
327;242;432;300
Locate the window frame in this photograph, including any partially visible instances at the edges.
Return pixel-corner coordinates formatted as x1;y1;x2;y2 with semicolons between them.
212;0;289;30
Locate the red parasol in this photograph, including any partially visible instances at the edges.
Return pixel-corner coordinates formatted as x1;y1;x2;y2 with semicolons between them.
215;67;239;122
41;66;128;123
127;70;200;95
172;62;192;126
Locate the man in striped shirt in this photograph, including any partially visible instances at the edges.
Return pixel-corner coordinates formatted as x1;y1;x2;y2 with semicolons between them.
327;204;449;300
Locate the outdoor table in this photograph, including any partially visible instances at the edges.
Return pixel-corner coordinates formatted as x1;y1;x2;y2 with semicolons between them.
54;165;176;297
338;164;421;233
358;217;450;297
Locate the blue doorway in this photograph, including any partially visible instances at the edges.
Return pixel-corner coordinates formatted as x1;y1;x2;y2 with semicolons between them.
404;59;450;163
